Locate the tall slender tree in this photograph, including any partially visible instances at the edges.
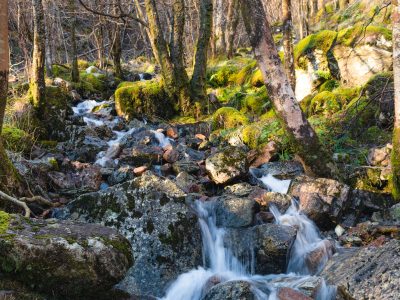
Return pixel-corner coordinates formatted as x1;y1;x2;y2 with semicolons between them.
241;0;336;178
226;0;240;59
69;0;79;83
282;0;296;90
0;0;23;193
31;0;46;115
392;0;400;200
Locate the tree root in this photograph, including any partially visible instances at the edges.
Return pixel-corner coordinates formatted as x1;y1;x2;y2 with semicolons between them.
0;190;31;217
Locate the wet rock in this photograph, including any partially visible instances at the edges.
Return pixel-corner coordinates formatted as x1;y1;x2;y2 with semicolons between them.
108;166;135;186
270;276;326;298
215;197;257;228
321;240;400;299
225;224;297;274
166;127;178;139
305;240;335;274
206;146;248;185
0;214;132;299
224;183;255;197
255;192;292;213
70;90;82;103
203;280;256;300
250;161;304;182
175;172;199;193
289;176;351;229
67;172;202;297
277;287;312;300
390;203;400;223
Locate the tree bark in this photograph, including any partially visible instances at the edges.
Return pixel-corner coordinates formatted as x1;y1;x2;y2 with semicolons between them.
226;0;240;59
392;0;400;200
31;0;46;116
69;0;79;82
190;0;213;116
213;0;226;57
282;0;296;90
241;0;336;178
0;0;23;194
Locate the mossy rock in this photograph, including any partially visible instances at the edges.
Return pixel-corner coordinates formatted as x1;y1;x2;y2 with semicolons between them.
0;210;10;234
212;107;249;130
309;91;342;116
208;64;240;87
240;86;269;116
242;125;262;149
337;25;392;48
115;79;175;120
2;126;34;154
294;30;338;64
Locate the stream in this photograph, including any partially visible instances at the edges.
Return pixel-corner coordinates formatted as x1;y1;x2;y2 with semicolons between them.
70;98;337;300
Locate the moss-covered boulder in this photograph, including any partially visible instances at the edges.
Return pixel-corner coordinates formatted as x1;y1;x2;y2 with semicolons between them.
212;107;249;130
1;126;33;154
115;80;175;120
67;172;202;297
0;212;132;299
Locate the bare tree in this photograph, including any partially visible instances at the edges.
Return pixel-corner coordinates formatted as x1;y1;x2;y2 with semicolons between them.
282;0;296;90
241;0;336;178
226;0;240;59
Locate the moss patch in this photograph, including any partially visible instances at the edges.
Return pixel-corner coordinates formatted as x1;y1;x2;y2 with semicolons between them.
2;126;33;154
212;107;249;130
0;211;10;234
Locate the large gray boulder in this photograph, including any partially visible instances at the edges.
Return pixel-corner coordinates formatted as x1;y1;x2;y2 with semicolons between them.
206;146;249;185
0;212;132;299
67;172;202;297
321;240;400;300
215;197;257;228
225;224;297;274
203;280;256;300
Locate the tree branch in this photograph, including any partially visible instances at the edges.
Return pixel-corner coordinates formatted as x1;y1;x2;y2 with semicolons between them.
0;190;31;218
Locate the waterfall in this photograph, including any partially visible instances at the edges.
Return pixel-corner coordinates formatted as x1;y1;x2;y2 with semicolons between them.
161;178;336;300
152;130;172;148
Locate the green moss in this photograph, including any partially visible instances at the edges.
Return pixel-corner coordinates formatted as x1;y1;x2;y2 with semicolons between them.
319;80;339;92
294;30;337;64
77;60;90;70
208;65;240;87
337;25;392;47
102;238;133;266
309;91;342;116
392;127;400;201
242;125;262;149
212;107;249;130
115;79;175;120
0;211;10;234
240;86;269;116
2;126;33;153
117;81;137;89
251;69;264;87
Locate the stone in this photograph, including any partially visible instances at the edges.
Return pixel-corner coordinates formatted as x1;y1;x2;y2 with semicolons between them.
250;161;304;183
215;197;257;228
206;146;248;185
0;214;132;299
203;281;256;300
133;165;148;176
277;287;312;300
67;172;202;297
255;192;292;213
305;240;335;274
225;224;297;274
289;176;351;229
390;203;400;223
195;133;206;140
321;240;400;300
108;166;135;186
368;144;391;166
248;141;278;168
166;127;178;139
120;145;163;166
163;148;180;163
172;160;200;175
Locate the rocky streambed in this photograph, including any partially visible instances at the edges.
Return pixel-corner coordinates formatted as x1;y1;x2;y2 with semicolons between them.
1;91;400;300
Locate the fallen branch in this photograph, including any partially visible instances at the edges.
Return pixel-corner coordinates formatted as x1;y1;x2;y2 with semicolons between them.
0;190;31;218
20;196;55;208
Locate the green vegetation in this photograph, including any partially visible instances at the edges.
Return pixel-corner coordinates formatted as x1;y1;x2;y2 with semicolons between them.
337;25;392;47
2;126;33;153
294;30;337;63
0;211;10;234
212;107;249;130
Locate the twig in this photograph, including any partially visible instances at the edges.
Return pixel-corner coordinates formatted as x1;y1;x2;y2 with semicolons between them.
0;190;31;218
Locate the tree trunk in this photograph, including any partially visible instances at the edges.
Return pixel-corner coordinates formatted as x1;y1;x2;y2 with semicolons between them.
310;0;318;16
111;27;123;79
241;0;336;178
0;0;23;193
213;0;226;57
190;0;213;116
226;0;240;59
392;0;400;200
69;0;79;83
282;0;296;90
31;0;46;116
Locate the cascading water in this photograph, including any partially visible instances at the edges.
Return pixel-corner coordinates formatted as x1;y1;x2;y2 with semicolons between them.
161;177;336;300
152;130;172;148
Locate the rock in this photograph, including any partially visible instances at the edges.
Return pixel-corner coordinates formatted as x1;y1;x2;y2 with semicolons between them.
108;166;135;185
175;172;199;193
203;281;256;300
163;148;180;163
289;176;351;229
215;197;257;228
0;214;132;299
53;77;72;91
250;161;304;182
133;165;148;176
166;127;178;139
172;160;200;175
335;225;345;237
321;240;400;300
305;240;335;274
390;203;400;223
225;224;297;274
67;172;202;297
206;146;248;185
277;287;312;300
248;141;278;168
368;144;391;166
195;133;206;141
255;192;292;213
224;182;255;197
86;65;100;74
269;276;327;298
70;90;82;102
176;122;211;138
120;145;163;166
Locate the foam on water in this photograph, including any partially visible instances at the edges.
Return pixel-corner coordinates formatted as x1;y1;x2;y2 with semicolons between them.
152;130;172;148
259;174;291;194
72;100;107;115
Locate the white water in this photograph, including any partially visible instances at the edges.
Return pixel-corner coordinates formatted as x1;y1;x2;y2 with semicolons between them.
152;130;172;148
259;174;291;194
72;100;107;115
162;181;336;300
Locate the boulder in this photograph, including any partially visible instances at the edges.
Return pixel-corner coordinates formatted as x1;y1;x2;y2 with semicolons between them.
67;172;202;297
203;280;256;300
215;197;257;228
108;166;135;186
250;161;304;185
321;240;400;300
225;224;297;274
247;141;278;168
120;145;163;166
206;147;248;185
277;287;312;300
0;213;132;299
289;176;351;229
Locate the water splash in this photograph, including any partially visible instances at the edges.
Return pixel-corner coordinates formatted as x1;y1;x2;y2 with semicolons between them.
259;174;291;194
72;100;107;115
152;130;172;148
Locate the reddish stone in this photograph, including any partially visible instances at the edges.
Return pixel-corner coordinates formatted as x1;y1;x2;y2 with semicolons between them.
249;141;278;168
257;211;275;223
166;127;179;139
305;240;335;274
195;133;207;141
163;148;180;163
277;287;312;300
134;166;148;176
